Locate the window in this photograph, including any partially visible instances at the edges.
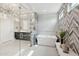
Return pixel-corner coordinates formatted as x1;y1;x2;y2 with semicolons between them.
59;10;64;20
67;3;79;12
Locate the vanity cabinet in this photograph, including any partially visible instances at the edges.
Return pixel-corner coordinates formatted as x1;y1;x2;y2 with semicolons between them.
15;32;31;40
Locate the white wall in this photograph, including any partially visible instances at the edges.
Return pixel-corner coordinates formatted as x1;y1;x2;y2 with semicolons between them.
0;13;14;44
37;13;57;35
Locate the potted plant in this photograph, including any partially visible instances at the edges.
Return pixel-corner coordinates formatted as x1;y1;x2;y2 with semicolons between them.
59;31;69;53
60;31;66;44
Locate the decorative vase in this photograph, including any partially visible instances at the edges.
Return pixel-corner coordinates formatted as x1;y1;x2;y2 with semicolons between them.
61;38;63;44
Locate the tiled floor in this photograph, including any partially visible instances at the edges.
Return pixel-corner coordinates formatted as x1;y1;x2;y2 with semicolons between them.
21;35;58;56
0;40;30;56
32;45;58;56
0;35;58;56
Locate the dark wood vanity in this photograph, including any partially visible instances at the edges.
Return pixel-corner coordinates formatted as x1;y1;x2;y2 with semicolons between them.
15;32;31;41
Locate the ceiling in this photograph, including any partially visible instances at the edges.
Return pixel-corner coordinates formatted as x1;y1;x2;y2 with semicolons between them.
25;3;62;14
